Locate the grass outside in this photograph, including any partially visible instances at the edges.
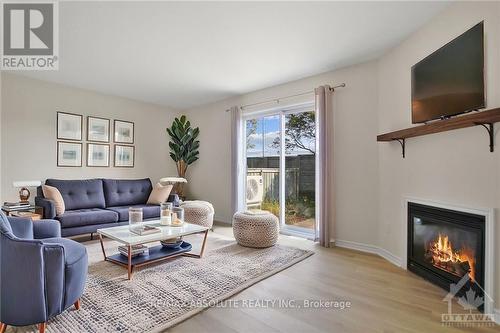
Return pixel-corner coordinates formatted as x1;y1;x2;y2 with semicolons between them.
259;197;315;230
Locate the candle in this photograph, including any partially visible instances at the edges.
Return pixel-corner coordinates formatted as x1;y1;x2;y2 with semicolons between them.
160;202;173;226
160;210;171;225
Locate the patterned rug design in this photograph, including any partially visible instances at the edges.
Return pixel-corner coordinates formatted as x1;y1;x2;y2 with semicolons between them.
21;242;312;333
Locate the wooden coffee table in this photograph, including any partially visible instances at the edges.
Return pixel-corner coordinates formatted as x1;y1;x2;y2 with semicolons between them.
97;221;209;280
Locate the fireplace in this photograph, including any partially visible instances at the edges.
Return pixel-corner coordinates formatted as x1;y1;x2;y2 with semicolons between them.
407;202;486;311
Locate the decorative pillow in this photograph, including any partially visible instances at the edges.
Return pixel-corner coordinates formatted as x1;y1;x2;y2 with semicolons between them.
147;183;173;205
42;185;65;215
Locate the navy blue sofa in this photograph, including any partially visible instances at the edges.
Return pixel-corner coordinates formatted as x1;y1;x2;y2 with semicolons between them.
0;212;87;331
35;178;178;237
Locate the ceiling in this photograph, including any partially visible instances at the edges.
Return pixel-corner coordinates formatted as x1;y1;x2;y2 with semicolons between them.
15;1;450;110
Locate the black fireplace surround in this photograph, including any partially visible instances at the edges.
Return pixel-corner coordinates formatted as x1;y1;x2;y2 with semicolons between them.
407;202;485;310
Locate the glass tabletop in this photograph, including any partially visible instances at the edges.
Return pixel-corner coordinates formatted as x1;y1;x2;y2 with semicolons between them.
97;221;208;246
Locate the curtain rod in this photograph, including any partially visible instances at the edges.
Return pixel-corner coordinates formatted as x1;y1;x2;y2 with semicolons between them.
225;83;346;112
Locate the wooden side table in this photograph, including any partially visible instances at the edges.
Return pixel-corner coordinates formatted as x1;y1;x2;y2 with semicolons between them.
9;211;42;221
2;206;44;220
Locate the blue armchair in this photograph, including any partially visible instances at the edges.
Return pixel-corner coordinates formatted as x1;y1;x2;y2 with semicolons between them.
0;212;88;333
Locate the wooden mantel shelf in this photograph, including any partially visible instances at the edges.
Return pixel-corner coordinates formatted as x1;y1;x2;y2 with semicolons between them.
377;108;500;157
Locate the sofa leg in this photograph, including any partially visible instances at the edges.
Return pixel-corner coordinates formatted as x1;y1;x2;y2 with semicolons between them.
39;322;47;333
0;322;7;333
90;232;94;240
74;299;81;310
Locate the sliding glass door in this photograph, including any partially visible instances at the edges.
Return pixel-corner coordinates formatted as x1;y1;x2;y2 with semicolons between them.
283;111;316;232
243;103;316;236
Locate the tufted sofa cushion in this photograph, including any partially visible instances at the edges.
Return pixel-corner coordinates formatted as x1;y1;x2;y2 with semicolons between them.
102;178;152;207
106;204;160;222
56;208;119;228
45;179;106;211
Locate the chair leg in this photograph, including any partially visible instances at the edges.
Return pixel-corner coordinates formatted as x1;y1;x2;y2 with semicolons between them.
0;322;7;333
74;299;81;310
38;322;47;333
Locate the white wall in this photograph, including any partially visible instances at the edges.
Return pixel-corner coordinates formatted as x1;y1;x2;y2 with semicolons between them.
0;70;2;204
377;1;500;303
1;73;179;201
184;61;380;246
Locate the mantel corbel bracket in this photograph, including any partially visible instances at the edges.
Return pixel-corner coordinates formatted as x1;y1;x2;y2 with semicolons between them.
474;122;494;152
393;138;405;158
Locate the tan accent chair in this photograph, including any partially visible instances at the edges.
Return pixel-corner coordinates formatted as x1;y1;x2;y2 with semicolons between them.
233;211;279;248
181;200;214;229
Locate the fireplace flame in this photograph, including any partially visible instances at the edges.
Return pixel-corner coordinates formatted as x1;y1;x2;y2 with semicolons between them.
427;234;475;281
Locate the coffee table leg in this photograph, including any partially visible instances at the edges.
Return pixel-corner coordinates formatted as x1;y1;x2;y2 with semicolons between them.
99;234;107;260
199;229;209;258
127;245;132;280
183;229;209;259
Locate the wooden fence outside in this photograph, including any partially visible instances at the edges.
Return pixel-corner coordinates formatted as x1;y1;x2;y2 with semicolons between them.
247;155;315;201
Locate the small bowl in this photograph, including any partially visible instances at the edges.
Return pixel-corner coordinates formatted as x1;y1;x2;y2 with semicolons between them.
160;237;183;249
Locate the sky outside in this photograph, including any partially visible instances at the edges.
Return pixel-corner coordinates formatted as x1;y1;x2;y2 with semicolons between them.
246;115;315;157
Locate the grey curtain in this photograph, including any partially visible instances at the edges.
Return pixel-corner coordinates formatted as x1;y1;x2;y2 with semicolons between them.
315;86;333;247
230;106;244;217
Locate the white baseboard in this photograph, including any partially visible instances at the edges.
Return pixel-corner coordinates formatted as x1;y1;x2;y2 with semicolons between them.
334;239;402;267
378;247;402;267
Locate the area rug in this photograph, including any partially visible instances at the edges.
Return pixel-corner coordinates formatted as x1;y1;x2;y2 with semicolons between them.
27;242;313;333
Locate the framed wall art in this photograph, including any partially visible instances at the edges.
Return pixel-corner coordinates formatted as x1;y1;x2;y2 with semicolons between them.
87;143;110;167
57;112;83;141
114;145;135;167
57;141;82;167
114;120;134;144
87;116;110;142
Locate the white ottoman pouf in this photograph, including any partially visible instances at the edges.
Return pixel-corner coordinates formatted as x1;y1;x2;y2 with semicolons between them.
233;211;279;248
180;200;215;229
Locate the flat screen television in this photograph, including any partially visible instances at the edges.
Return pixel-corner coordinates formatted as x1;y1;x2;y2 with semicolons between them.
411;21;485;124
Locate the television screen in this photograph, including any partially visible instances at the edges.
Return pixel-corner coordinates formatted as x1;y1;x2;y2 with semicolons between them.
411;22;485;124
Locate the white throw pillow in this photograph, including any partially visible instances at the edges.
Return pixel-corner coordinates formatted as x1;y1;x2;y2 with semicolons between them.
42;185;65;215
147;183;173;205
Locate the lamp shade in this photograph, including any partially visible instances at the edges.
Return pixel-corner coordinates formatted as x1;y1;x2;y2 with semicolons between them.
12;180;42;188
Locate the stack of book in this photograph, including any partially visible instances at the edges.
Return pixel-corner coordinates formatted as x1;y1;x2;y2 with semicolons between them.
129;225;161;236
118;244;149;258
2;201;31;212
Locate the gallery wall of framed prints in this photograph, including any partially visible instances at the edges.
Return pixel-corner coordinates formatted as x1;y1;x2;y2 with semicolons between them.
56;111;135;168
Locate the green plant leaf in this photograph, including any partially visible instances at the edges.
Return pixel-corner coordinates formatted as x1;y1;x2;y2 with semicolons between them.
167;116;200;171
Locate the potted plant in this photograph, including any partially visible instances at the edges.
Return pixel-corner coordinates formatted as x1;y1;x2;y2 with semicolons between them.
166;115;200;198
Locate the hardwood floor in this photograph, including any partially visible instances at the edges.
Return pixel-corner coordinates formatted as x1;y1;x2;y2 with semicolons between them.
167;224;499;333
8;224;497;333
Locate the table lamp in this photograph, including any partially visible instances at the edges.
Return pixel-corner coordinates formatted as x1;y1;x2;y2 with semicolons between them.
12;180;42;203
159;177;187;205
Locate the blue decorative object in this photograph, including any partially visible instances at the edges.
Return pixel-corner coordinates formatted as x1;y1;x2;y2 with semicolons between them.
160;237;184;249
